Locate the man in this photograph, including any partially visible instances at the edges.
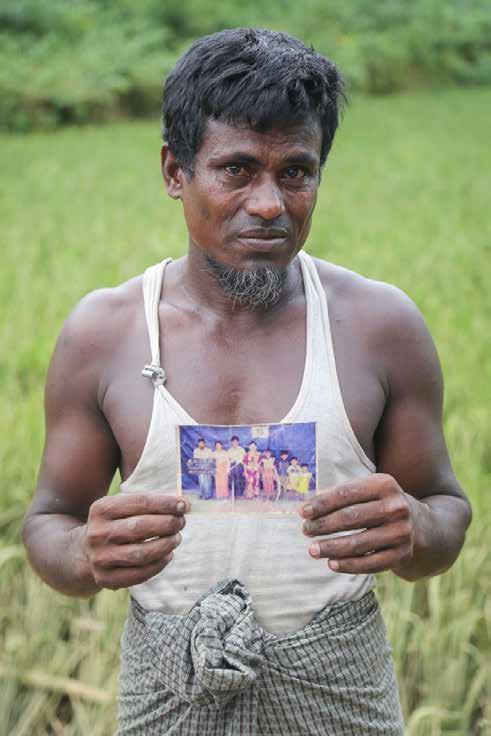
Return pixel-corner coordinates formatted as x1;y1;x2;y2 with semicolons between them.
227;435;245;497
22;28;471;735
188;437;214;499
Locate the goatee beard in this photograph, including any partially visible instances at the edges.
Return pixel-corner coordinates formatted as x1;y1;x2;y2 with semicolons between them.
204;255;287;309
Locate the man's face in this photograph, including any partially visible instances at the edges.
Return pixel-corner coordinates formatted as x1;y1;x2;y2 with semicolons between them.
232;439;239;446
165;117;322;272
198;440;205;449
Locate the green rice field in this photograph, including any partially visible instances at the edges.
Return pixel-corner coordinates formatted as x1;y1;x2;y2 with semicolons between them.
0;87;490;734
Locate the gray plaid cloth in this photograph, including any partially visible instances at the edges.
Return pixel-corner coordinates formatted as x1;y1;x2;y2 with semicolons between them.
116;579;403;735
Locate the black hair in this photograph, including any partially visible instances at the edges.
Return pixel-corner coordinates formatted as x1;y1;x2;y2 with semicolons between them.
230;435;240;442
301;463;309;469
290;456;298;461
197;438;205;443
162;27;345;174
280;450;289;456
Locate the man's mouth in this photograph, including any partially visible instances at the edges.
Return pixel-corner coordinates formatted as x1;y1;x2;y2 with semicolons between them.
238;228;288;240
237;228;289;250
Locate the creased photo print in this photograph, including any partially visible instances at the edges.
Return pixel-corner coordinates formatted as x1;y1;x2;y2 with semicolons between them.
177;422;317;513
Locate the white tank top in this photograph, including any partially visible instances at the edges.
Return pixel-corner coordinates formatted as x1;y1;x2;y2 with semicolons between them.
120;251;376;634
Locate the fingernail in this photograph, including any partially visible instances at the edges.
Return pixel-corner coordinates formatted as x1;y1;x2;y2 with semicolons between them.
303;520;314;533
329;560;339;571
176;500;186;514
309;543;320;558
303;505;314;518
174;533;182;547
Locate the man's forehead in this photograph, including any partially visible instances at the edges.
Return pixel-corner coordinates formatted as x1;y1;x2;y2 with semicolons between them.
198;118;322;159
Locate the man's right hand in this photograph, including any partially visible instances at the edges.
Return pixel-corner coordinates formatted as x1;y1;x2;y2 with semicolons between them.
83;494;190;590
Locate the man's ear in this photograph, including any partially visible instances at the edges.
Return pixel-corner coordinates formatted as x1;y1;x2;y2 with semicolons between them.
161;144;186;199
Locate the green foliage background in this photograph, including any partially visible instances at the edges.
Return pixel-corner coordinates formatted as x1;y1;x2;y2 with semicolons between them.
1;0;491;131
0;87;490;733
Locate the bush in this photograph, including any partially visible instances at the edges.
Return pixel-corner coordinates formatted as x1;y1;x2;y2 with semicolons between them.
0;0;490;131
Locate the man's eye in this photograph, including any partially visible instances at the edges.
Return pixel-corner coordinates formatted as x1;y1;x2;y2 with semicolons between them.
283;166;306;179
224;165;247;176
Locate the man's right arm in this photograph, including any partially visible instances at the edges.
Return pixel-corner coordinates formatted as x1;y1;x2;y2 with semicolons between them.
21;290;187;598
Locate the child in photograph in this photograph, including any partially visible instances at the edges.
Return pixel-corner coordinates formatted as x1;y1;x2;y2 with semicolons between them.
227;435;245;497
297;463;313;496
287;457;301;495
188;438;214;500
212;440;230;499
243;442;261;499
277;450;290;498
260;449;278;500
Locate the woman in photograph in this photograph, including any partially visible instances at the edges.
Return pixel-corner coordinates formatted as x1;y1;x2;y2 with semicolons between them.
260;449;278;500
212;440;230;499
243;442;261;499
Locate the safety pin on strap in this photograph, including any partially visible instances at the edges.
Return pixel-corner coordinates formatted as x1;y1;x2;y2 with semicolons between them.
141;364;167;386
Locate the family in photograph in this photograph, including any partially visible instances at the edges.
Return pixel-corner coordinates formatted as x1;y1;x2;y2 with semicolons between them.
186;436;313;501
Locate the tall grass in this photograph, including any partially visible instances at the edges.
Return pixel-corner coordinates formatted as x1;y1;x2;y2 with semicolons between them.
0;88;490;733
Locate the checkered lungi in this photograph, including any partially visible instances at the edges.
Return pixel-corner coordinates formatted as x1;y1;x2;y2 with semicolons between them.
116;579;404;735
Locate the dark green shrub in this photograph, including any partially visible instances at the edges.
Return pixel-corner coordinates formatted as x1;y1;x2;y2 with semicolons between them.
1;0;489;131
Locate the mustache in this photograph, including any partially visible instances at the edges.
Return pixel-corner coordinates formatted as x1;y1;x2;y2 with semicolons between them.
238;226;288;239
235;220;290;236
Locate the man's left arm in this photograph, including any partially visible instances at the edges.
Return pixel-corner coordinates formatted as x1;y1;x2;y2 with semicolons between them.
301;286;472;581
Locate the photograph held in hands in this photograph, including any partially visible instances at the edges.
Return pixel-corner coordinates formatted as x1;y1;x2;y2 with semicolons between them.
177;421;317;513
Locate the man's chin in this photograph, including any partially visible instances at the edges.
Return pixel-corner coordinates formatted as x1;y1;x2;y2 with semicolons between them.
204;254;288;309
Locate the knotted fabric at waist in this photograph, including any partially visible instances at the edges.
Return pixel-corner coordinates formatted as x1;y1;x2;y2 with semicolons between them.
130;577;379;707
117;578;404;735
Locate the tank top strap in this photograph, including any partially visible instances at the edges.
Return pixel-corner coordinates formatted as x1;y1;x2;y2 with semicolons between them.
297;250;365;449
297;249;338;387
140;258;172;386
297;249;325;340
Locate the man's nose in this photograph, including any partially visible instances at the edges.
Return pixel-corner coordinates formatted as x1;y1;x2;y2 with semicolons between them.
245;177;285;220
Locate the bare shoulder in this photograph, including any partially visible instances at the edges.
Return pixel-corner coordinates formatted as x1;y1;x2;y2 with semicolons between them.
311;256;442;393
312;256;423;329
61;275;142;350
47;274;144;406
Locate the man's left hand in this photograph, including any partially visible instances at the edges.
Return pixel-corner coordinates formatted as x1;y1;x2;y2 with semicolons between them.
300;474;418;574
